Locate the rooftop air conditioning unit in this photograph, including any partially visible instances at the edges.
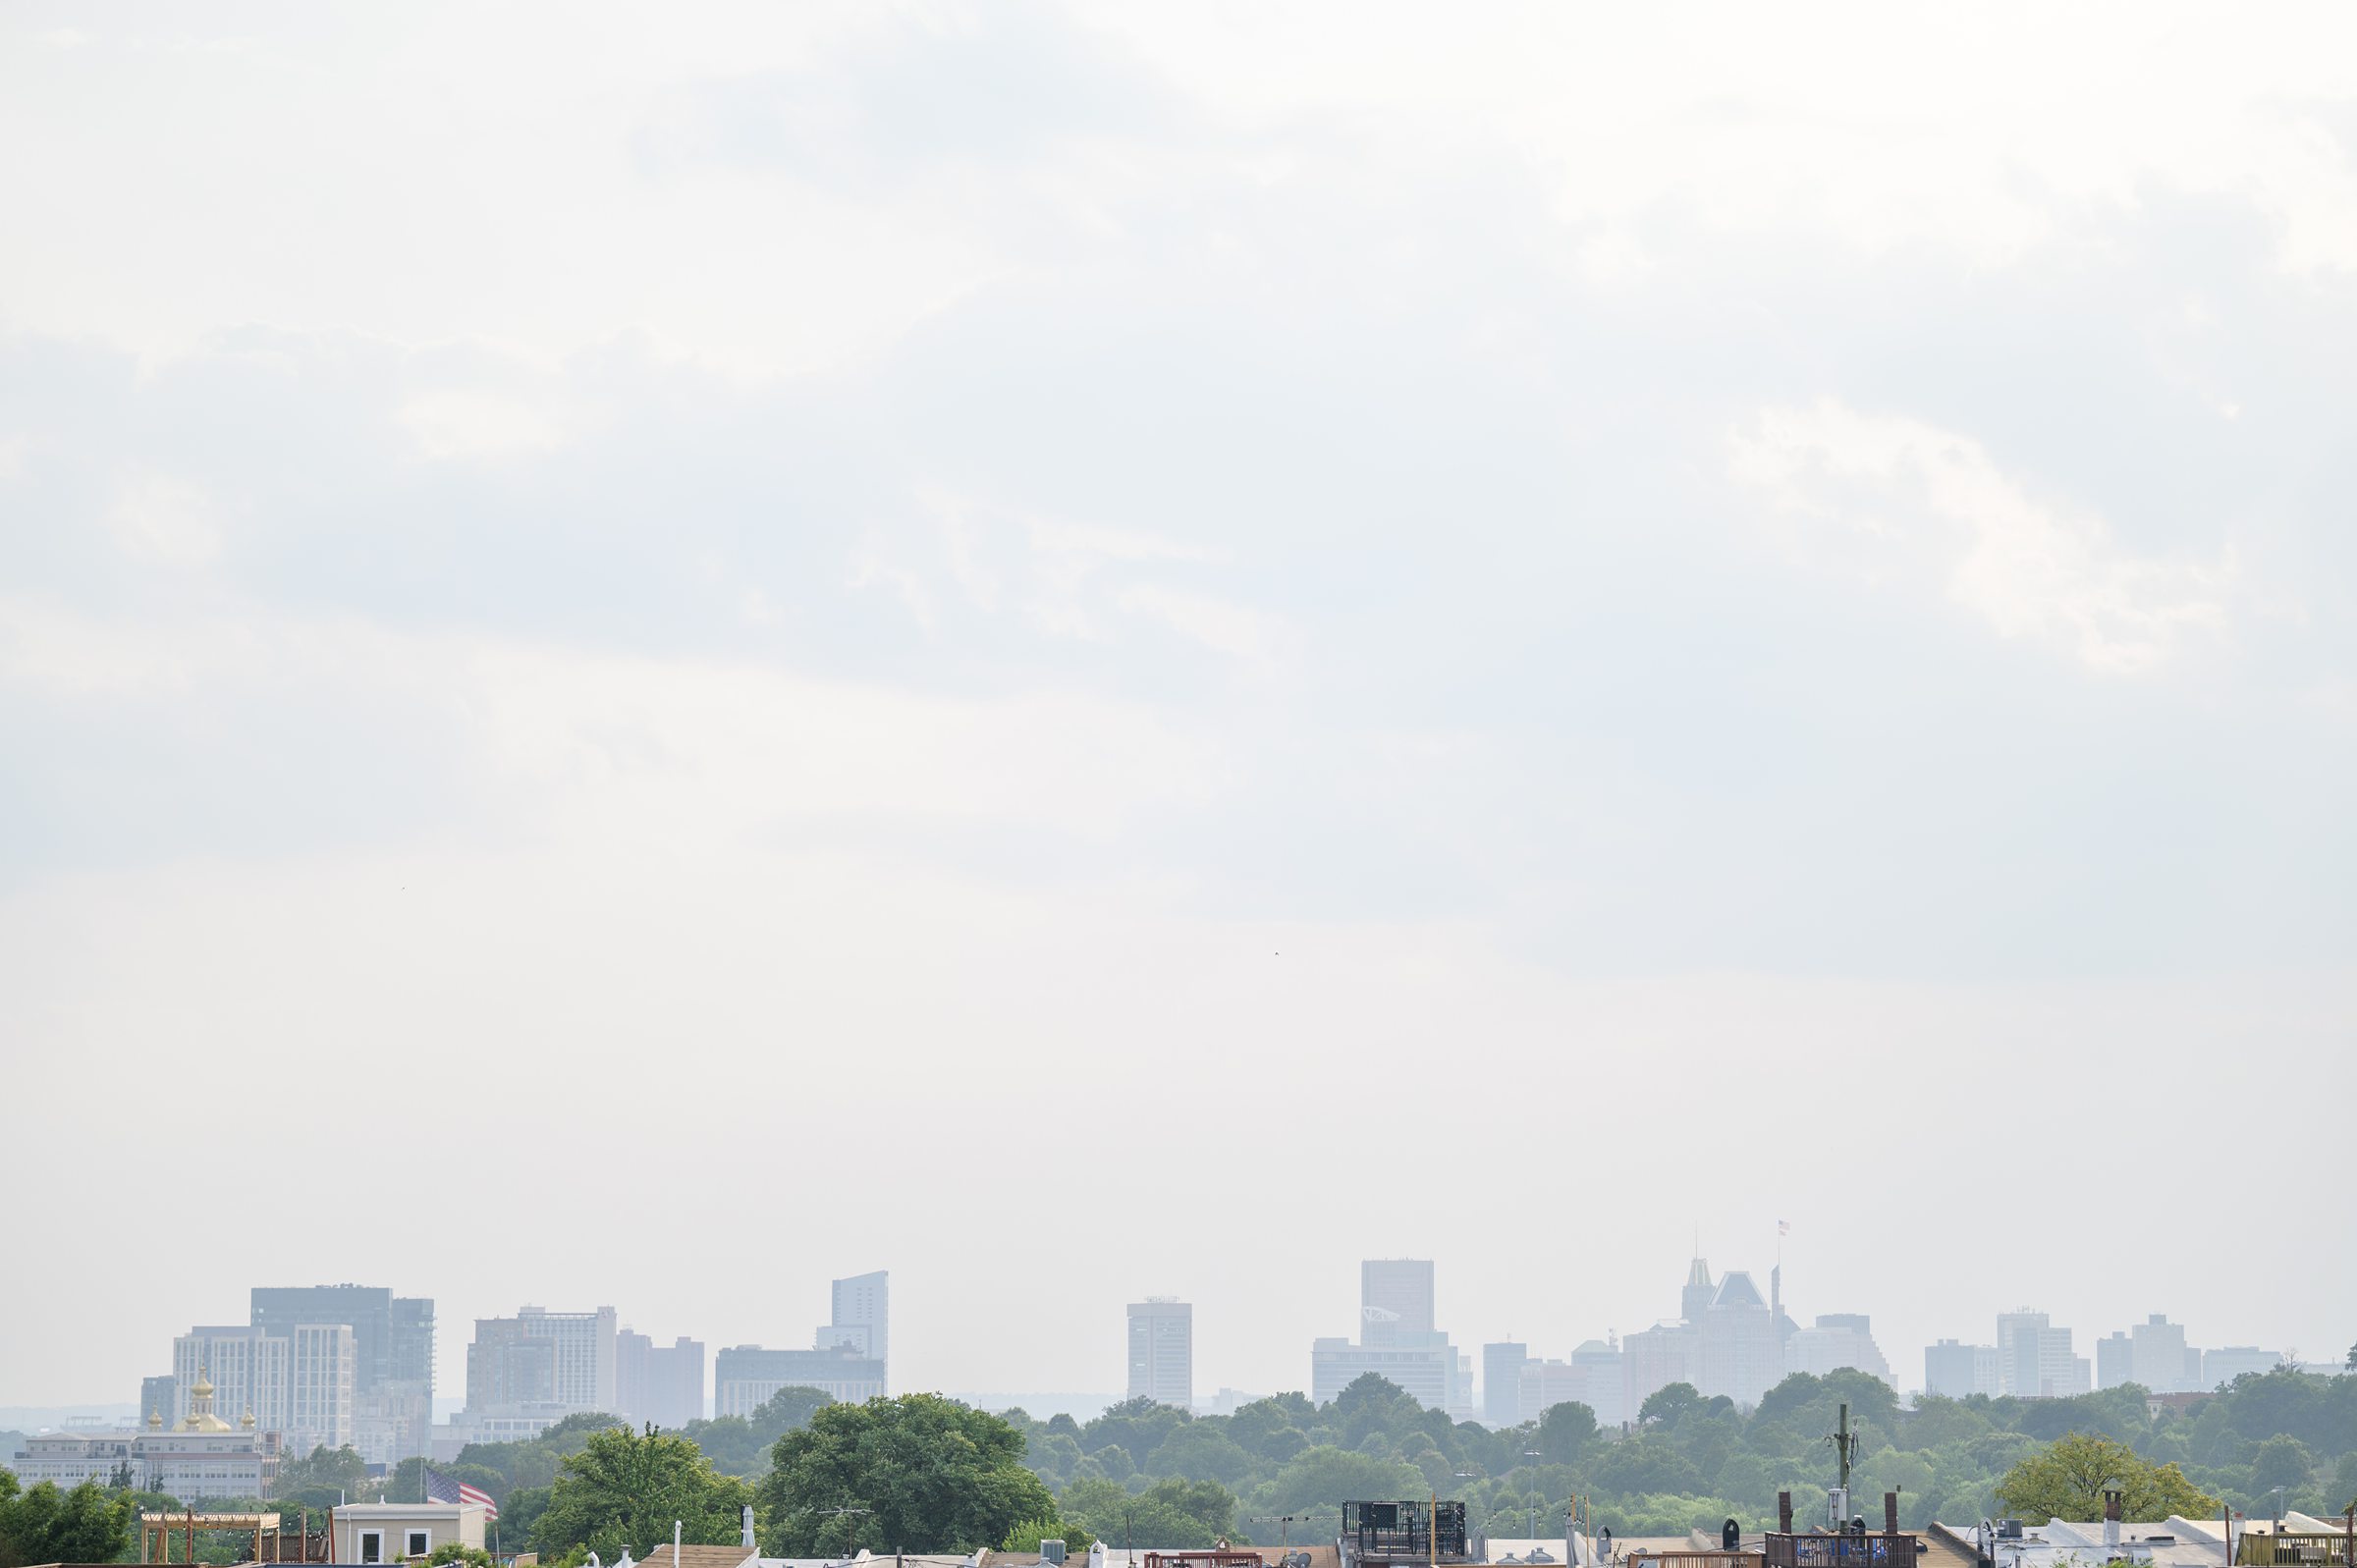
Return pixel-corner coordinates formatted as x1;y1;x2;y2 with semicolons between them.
1042;1542;1069;1565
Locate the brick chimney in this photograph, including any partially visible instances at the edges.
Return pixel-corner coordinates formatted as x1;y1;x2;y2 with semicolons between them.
1885;1496;1899;1536
1779;1494;1794;1535
2104;1491;2122;1550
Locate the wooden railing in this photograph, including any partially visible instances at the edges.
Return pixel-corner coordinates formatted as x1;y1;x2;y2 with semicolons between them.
1762;1536;1921;1568
2236;1534;2356;1567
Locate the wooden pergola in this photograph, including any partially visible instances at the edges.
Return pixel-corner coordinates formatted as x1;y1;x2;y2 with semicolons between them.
139;1508;291;1564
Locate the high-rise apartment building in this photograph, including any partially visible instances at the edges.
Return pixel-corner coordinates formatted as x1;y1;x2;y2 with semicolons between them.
1127;1299;1193;1408
1481;1342;1528;1428
466;1306;617;1415
1360;1260;1435;1346
174;1326;289;1433
2096;1331;2134;1389
616;1332;706;1429
817;1271;889;1387
2131;1315;2190;1393
290;1324;356;1452
1996;1309;2087;1398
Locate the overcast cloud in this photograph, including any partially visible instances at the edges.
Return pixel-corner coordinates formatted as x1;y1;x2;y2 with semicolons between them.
2;2;2353;1409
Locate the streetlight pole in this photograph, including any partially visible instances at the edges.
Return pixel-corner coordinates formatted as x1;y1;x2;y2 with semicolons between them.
1525;1454;1544;1544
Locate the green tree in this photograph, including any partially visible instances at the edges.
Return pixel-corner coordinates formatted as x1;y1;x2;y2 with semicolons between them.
0;1474;139;1567
1534;1402;1599;1466
533;1425;753;1561
1996;1433;2219;1521
425;1545;496;1568
683;1387;833;1479
2248;1435;2314;1494
754;1394;1056;1554
1057;1479;1238;1551
998;1517;1097;1553
270;1445;372;1507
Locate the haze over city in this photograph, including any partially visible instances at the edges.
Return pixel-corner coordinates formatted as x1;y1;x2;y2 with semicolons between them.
3;0;2353;1443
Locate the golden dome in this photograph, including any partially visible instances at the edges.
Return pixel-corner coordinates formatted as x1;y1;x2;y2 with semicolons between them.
147;1410;164;1428
241;1409;257;1430
180;1364;233;1433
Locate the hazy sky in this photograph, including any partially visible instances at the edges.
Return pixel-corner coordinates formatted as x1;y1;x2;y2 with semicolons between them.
3;3;2354;1416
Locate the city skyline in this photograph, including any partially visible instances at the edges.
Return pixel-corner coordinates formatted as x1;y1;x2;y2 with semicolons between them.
13;1248;2333;1425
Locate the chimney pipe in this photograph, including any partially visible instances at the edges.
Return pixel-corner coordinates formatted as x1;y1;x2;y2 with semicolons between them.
744;1505;758;1550
1886;1496;1899;1536
1780;1494;1794;1535
2104;1492;2122;1550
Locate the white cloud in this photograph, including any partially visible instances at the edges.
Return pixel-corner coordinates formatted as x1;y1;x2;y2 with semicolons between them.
1731;399;2235;674
106;475;224;565
398;388;570;460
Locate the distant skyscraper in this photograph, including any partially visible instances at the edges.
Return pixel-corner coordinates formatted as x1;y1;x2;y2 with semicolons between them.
2131;1315;2190;1393
1311;1337;1453;1409
1481;1342;1528;1428
2095;1331;2135;1389
1782;1314;1892;1386
1925;1339;1999;1398
250;1284;435;1461
1360;1260;1435;1346
1127;1299;1193;1408
174;1326;289;1434
617;1331;706;1429
817;1271;889;1388
2201;1346;2281;1386
1698;1271;1780;1407
289;1324;356;1452
714;1344;885;1415
467;1306;617;1414
1569;1338;1624;1429
140;1375;178;1428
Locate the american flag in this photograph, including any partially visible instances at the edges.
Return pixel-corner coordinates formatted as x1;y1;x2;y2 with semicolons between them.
425;1466;501;1521
1778;1219;1790;1235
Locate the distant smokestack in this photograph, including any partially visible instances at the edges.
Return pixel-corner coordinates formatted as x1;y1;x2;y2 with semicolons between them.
743;1505;757;1550
1779;1494;1793;1535
1885;1496;1899;1536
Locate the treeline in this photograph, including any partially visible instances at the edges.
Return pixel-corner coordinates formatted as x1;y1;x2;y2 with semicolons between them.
993;1368;2357;1541
22;1366;2349;1564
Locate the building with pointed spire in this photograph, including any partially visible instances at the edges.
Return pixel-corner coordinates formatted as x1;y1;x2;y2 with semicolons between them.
13;1364;277;1499
1624;1252;1792;1415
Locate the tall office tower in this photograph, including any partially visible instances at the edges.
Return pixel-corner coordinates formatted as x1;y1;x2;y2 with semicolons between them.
1697;1271;1780;1407
617;1331;707;1430
816;1271;890;1387
251;1286;395;1389
289;1324;357;1452
1360;1260;1435;1347
2131;1315;2190;1393
1680;1257;1717;1323
1482;1342;1528;1428
174;1326;290;1433
1126;1299;1194;1408
389;1298;436;1392
1782;1314;1893;1385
